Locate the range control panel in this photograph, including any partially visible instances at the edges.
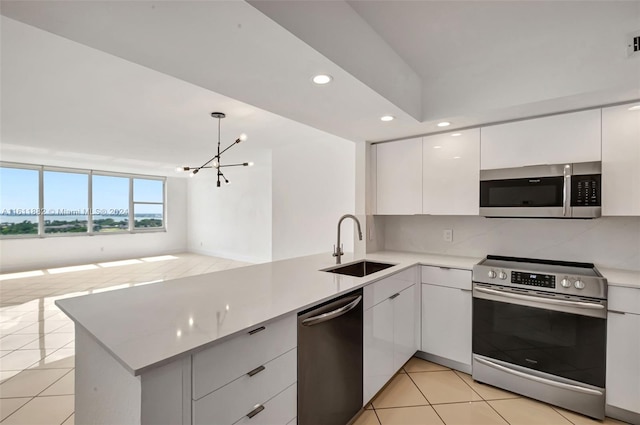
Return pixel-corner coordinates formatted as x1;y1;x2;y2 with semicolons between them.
511;271;556;288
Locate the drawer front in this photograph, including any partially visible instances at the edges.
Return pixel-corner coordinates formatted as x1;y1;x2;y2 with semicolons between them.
193;314;296;400
421;266;471;290
364;267;417;309
233;383;297;425
193;349;297;425
608;286;640;315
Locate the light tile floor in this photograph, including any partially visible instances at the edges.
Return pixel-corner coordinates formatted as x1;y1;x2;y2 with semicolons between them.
355;357;629;425
0;253;249;424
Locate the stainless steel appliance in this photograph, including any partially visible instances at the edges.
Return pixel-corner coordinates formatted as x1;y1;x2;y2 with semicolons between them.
479;161;601;218
298;289;363;425
472;255;608;419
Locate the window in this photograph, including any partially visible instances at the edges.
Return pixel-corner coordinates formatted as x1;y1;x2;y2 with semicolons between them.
0;166;40;236
0;162;166;238
92;175;129;233
43;170;89;234
133;178;164;230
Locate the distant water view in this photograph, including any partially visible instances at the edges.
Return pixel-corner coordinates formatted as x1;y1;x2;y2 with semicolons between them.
1;214;163;235
0;214;134;224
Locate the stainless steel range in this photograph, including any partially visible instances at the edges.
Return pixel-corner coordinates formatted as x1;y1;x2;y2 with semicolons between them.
472;255;608;419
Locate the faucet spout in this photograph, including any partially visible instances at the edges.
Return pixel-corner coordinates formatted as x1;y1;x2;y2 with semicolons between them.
333;214;363;264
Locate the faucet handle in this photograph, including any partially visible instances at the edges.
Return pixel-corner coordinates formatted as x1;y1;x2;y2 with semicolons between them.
340;244;344;255
332;245;338;257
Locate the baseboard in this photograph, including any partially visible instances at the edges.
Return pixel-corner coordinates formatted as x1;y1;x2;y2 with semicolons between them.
187;247;269;264
415;351;472;374
606;404;640;425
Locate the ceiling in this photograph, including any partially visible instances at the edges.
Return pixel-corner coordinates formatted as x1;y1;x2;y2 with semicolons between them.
1;1;639;174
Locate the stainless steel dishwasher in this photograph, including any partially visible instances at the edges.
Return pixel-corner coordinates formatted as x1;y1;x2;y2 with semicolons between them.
298;289;363;425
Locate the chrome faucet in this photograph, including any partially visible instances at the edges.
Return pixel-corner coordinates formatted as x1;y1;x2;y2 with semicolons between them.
333;214;363;264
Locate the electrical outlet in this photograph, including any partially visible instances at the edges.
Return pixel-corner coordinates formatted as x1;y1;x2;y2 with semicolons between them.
443;229;453;243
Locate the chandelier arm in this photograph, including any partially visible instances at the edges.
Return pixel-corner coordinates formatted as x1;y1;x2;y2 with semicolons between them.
194;155;220;171
217;142;240;158
219;163;248;168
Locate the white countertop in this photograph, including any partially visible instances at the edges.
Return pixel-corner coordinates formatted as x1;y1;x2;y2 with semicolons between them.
598;267;640;289
56;250;637;376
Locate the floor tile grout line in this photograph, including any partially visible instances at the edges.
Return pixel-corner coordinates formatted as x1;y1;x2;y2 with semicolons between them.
34;367;74;398
550;405;578;425
60;411;74;425
403;369;451;425
484;399;513;425
0;395;35;423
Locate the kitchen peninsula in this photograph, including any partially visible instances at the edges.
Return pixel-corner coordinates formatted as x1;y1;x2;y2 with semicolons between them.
56;251;640;424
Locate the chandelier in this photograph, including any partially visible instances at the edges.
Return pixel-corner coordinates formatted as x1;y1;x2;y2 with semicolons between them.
177;112;253;187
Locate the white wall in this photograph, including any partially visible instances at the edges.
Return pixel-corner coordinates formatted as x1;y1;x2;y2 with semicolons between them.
0;177;188;273
186;150;272;263
271;138;356;261
380;215;640;271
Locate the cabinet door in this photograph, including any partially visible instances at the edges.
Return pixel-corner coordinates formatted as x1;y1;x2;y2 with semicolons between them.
363;299;394;404
393;284;418;371
423;129;480;215
376;138;422;215
421;284;472;367
480;109;601;170
606;312;640;414
602;103;640;216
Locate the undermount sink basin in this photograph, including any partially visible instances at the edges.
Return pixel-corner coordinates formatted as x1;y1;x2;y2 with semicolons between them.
324;260;394;278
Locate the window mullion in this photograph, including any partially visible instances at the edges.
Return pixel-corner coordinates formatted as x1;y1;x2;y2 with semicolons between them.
88;171;93;235
38;166;44;237
129;177;134;232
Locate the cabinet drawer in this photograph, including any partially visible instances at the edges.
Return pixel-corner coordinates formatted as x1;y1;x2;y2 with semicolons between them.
364;267;417;309
421;266;471;290
193;314;296;400
608;286;640;315
193;349;296;425
233;383;297;425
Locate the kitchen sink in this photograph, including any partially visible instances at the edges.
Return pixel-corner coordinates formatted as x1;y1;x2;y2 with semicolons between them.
323;260;394;277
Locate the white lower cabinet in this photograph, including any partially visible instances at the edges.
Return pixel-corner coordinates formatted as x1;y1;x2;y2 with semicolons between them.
363;268;419;404
606;286;640;421
232;383;297;425
191;314;297;425
420;266;472;371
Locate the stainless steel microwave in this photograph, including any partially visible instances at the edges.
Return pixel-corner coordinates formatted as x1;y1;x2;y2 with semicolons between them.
479;161;601;218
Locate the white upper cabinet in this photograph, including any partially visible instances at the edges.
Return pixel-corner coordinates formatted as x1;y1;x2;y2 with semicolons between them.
602;103;640;216
480;109;601;170
376;138;422;215
423;129;480;215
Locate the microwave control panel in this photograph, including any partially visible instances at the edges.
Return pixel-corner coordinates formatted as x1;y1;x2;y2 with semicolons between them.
571;174;601;207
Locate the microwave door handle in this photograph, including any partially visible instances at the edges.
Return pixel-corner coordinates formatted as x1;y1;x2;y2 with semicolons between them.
563;164;571;217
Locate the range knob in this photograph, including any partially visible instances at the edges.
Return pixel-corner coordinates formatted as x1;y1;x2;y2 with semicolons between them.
498;271;508;280
574;279;585;290
561;278;572;288
488;270;497;279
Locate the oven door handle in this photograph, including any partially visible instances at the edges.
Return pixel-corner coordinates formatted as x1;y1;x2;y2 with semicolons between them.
474;287;604;310
474;356;603;396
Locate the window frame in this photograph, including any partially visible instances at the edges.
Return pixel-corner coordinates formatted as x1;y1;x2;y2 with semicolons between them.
0;161;167;239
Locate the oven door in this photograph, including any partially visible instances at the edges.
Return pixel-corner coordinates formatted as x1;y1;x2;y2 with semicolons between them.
472;285;606;388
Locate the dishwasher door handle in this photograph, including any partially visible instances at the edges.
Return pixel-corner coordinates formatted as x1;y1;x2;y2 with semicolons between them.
301;295;362;327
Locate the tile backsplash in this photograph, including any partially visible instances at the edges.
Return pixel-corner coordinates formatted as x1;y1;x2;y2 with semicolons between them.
381;215;640;271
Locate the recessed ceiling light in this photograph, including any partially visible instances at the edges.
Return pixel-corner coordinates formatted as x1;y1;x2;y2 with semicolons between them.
451;133;462;137
380;115;395;122
437;121;451;127
629;105;640;111
433;145;442;149
312;74;333;85
453;156;461;159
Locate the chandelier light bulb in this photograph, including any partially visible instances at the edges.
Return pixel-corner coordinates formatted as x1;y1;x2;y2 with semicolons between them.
248;162;254;167
238;133;248;142
212;160;219;168
189;172;196;178
176;166;183;172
